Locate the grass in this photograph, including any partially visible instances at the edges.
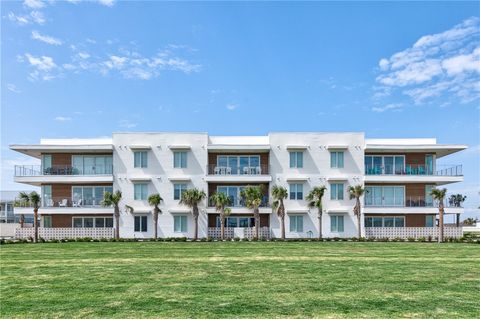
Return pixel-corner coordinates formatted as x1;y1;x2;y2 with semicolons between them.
1;242;479;318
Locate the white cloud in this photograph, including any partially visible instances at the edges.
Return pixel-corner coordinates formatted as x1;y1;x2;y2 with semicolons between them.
29;11;45;24
23;53;57;81
372;103;403;113
7;84;21;93
7;12;30;25
226;104;239;111
104;55;127;69
375;17;480;105
77;52;90;59
31;30;62;45
24;0;45;9
98;0;115;7
54;116;71;122
118;119;137;129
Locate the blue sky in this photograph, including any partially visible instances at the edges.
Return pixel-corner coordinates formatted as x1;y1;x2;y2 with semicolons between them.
1;1;479;220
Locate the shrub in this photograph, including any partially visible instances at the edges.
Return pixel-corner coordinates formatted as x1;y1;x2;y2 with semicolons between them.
407;237;416;242
418;237;426;242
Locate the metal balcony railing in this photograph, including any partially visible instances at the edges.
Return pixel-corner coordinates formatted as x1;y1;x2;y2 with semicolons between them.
208;196;270;208
365;164;462;176
206;164;269;175
14;165;113;176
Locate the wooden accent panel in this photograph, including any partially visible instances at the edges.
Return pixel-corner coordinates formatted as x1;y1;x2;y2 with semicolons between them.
44;214;113;228
207;213;270;227
50;183;113;198
208;182;269;197
207;153;269;166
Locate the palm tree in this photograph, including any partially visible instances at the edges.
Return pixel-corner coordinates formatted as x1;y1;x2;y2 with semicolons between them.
148;194;163;239
209;192;232;240
272;186;288;240
102;190;122;239
18;191;41;243
430;187;447;243
240;185;264;239
348;185;365;238
180;188;206;240
306;186;327;240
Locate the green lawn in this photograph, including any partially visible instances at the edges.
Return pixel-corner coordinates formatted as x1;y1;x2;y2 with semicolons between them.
1;242;479;318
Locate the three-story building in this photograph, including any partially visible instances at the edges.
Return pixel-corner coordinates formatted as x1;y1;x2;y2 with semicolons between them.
11;132;466;240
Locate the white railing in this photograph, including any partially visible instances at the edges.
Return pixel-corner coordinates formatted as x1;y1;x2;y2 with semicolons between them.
365;227;463;239
15;227;114;240
208;227;270;239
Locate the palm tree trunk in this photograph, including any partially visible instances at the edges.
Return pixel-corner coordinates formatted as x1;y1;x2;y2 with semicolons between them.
193;205;199;241
33;208;38;243
20;214;25;228
357;198;362;238
318;213;322;240
220;209;225;240
114;207;120;239
254;208;260;239
280;215;285;240
438;205;444;243
153;210;158;239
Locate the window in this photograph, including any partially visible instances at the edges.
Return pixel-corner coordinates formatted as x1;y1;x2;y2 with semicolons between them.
134;184;148;200
330;151;344;168
216;216;254;227
364;216;405;227
73;218;83;228
84;218;94;228
289;151;303;168
134;216;148;232
217;155;261;174
331;215;344;232
72;155;113;174
290;215;304;232
174;183;187;200
425;215;435;227
95;218;105;228
42;185;52;207
289;183;303;200
174;215;187;232
330;183;344;200
72;186;113;206
365;155;405;175
364;186;405;207
174;151;187;168
105;217;114;228
43;216;52;228
134;151;148;168
42;155;52;170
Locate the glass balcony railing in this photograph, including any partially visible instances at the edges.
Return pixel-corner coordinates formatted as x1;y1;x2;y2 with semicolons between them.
365;196;463;208
14;165;113;176
206;164;269;175
365;164;462;176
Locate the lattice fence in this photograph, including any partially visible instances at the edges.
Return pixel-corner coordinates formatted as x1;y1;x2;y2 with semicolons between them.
364;227;462;239
15;227;114;240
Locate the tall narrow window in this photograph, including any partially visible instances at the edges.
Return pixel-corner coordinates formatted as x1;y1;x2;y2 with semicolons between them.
174;215;188;232
41;185;52;207
425;215;435;227
330;151;344;168
42;155;52;174
330;215;344;232
289;215;304;232
134;216;148;232
174;183;187;200
174;151;187;168
425;155;434;175
289;184;303;200
43;216;52;228
134;184;148;200
289;151;303;168
134;151;148;168
330;183;344;200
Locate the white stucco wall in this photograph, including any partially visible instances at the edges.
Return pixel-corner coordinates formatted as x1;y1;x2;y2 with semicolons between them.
113;133;209;238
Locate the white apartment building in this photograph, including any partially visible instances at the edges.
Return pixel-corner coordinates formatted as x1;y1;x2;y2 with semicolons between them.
11;132;466;240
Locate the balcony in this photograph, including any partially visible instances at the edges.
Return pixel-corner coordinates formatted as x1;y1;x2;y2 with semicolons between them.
363;196;464;215
14;196;113;215
13;165;114;185
205;164;272;182
208;196;270;208
365;164;462;176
